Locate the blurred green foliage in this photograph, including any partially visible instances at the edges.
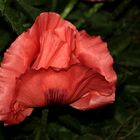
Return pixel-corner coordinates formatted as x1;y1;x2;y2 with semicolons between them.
0;0;140;140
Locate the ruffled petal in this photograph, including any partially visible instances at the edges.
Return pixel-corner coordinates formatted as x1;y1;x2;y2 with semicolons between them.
1;64;89;125
75;30;117;84
1;32;37;76
70;91;115;110
1;105;33;126
0;32;37;117
3;64;114;125
15;65;90;108
71;30;117;110
29;12;76;46
69;69;114;103
32;29;76;70
0;12;117;125
0;12;77;124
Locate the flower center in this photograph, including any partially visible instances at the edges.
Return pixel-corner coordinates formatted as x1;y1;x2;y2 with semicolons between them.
45;88;67;105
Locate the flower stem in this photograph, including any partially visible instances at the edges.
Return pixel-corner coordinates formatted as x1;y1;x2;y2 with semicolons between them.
61;0;78;18
76;3;103;28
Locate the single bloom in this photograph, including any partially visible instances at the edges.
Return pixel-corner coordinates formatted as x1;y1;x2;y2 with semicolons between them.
0;12;117;125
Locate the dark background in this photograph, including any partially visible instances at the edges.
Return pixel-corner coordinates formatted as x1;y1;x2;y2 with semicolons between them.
0;0;140;140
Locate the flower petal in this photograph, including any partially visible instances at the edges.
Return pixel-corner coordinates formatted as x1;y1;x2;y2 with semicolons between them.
15;65;90;108
2;106;33;126
75;30;117;83
0;32;37;117
0;12;77;123
69;69;114;102
29;12;76;46
3;64;114;125
32;29;75;69
71;31;117;110
1;64;89;125
70;91;115;110
0;12;117;125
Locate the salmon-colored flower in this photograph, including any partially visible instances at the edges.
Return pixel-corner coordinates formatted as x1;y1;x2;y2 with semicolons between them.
0;12;117;125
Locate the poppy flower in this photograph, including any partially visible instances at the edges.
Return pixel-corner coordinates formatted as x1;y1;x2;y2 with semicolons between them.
0;12;117;125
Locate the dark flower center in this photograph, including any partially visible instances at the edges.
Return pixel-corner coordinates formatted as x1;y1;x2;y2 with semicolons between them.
45;88;67;105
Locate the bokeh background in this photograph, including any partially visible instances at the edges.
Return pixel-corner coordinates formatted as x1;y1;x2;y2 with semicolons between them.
0;0;140;140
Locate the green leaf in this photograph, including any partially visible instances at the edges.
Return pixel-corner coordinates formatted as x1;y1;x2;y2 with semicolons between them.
0;0;6;13
22;117;40;132
114;99;130;124
83;12;116;36
47;122;74;140
0;2;26;34
58;115;81;133
16;0;41;20
125;85;140;93
109;34;131;56
116;49;140;67
77;134;103;140
61;0;78;18
0;29;11;51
